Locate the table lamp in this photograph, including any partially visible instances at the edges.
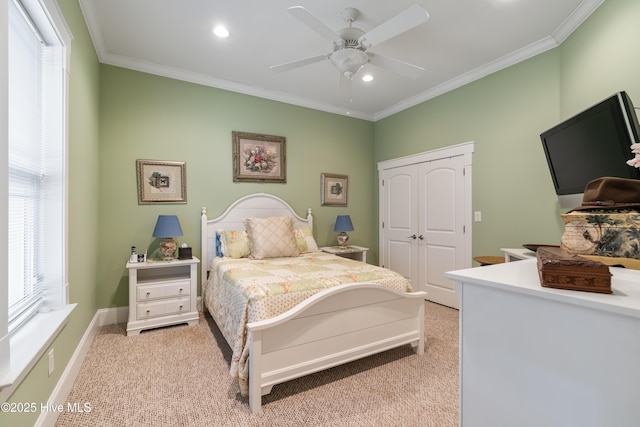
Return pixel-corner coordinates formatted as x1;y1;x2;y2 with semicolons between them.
153;215;183;259
334;215;354;247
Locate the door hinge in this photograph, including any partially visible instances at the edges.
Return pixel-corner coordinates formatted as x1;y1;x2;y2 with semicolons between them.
382;221;385;229
463;225;466;233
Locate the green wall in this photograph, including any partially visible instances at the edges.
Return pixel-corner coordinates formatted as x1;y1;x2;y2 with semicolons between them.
0;0;101;426
559;0;640;112
374;0;640;259
96;66;375;308
4;0;640;425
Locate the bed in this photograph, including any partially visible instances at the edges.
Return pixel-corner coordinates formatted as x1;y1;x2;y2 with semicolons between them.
200;193;427;413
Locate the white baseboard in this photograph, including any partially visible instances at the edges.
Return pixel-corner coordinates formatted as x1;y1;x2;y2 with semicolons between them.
35;298;201;427
97;306;129;326
34;306;126;427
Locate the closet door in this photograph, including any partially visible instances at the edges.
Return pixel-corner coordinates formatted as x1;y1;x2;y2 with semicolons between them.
379;142;473;309
418;156;465;308
379;164;419;285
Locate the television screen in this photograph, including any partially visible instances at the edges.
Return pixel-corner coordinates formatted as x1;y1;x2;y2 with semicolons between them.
540;91;640;208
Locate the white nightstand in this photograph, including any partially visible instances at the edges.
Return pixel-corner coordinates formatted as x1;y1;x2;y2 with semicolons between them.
320;245;369;263
126;257;200;336
501;248;536;262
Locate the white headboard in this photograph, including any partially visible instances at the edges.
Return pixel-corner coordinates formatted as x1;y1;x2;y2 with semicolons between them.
200;193;313;281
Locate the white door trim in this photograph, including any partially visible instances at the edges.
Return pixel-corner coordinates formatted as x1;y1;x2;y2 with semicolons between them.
377;141;474;171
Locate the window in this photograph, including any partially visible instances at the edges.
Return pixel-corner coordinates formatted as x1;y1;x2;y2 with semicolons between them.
1;0;72;393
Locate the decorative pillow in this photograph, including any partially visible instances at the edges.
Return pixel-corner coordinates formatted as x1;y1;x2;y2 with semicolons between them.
217;229;251;258
294;226;319;253
215;232;223;257
243;216;300;259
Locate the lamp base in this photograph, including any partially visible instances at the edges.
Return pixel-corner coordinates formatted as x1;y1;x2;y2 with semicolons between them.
337;232;349;247
159;238;178;259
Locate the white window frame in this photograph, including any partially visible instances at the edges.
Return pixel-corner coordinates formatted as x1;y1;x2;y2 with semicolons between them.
0;0;75;400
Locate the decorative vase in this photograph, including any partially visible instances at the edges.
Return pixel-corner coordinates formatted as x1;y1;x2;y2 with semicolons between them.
159;238;177;259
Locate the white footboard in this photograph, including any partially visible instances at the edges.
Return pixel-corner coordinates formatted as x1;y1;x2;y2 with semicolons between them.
247;283;427;413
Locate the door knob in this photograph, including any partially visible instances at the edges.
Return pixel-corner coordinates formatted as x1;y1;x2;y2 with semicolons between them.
408;234;417;240
418;235;424;240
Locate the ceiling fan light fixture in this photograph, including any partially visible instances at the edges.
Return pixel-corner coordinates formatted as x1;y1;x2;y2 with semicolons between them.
274;5;429;94
213;25;229;38
330;48;368;79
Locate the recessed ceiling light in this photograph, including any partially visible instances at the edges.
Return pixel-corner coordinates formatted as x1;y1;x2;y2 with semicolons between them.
362;74;374;82
213;25;229;38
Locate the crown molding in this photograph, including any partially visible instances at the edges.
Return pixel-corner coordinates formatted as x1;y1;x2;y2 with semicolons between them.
79;0;604;122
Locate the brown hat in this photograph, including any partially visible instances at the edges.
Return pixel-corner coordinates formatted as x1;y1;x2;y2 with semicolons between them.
571;177;640;211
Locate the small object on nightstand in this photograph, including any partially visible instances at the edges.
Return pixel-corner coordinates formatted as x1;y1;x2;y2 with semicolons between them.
473;256;505;266
179;243;192;259
334;215;354;247
153;215;183;259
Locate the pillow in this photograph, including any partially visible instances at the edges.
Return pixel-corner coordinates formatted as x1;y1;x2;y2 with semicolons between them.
215;232;223;257
294;226;319;253
243;216;300;259
217;229;251;258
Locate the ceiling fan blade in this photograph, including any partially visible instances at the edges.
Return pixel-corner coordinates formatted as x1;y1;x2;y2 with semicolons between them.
288;6;344;45
368;53;425;79
358;5;429;49
270;54;328;73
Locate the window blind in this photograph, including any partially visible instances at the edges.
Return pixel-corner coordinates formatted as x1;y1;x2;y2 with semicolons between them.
7;0;64;333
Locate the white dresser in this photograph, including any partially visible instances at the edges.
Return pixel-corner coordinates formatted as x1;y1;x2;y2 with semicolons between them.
446;259;640;427
126;257;200;336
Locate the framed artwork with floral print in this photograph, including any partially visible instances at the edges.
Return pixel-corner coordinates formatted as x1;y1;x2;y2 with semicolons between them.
321;173;348;206
136;159;187;204
232;131;286;183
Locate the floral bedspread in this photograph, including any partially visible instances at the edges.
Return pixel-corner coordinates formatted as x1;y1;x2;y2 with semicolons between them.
202;251;413;396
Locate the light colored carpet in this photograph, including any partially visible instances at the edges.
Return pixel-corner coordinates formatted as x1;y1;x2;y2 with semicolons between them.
55;301;459;427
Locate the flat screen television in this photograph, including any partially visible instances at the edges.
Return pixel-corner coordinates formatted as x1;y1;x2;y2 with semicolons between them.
540;91;640;209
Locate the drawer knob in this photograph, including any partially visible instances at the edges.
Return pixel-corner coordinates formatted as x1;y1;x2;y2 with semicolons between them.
179;288;183;293
146;309;150;314
146;292;151;297
179;305;183;310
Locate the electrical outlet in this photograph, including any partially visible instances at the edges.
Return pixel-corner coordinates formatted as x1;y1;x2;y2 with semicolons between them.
48;349;54;376
474;211;482;222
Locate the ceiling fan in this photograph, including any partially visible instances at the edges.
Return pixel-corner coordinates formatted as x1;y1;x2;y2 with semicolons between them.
270;5;430;82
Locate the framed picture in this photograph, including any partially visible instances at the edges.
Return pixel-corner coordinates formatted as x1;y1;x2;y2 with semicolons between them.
321;173;348;206
136;159;187;204
232;131;286;183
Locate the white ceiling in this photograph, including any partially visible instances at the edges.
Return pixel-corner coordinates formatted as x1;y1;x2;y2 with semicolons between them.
78;0;603;122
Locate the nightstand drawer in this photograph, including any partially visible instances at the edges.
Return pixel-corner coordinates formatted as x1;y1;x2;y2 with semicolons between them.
137;280;190;301
137;297;191;320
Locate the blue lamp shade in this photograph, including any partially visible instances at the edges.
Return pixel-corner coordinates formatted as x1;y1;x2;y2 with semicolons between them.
334;215;354;247
334;215;354;232
153;215;183;238
153;215;183;259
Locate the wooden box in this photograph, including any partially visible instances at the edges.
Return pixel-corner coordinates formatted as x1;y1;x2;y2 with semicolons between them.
537;247;612;294
560;210;640;260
